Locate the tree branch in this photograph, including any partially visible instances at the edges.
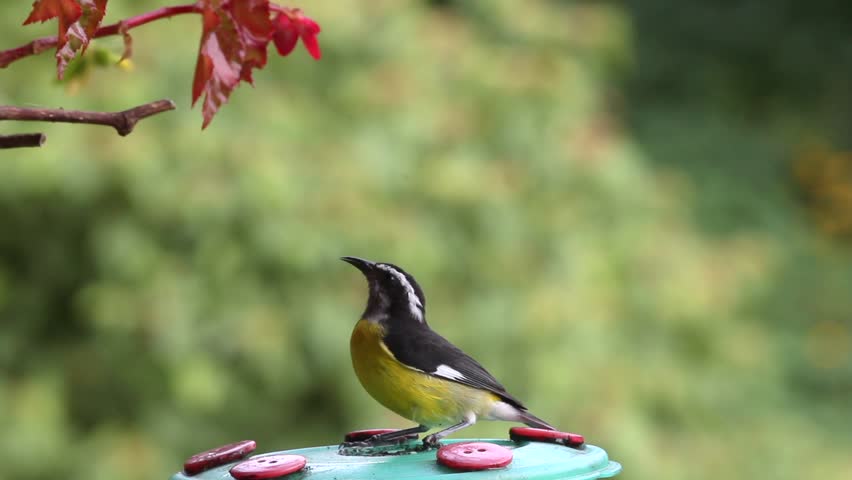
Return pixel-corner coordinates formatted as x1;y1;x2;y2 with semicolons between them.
0;133;46;149
0;3;201;69
0;99;176;148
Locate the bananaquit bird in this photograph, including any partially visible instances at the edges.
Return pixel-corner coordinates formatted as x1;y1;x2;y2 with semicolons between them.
342;256;554;447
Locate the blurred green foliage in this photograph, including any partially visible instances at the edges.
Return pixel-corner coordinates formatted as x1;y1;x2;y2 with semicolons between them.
2;1;851;480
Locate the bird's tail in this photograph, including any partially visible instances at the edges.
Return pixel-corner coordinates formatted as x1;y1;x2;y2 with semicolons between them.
518;409;555;430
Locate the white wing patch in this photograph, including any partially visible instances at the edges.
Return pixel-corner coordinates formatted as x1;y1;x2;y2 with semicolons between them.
434;364;467;381
486;401;522;422
376;263;424;322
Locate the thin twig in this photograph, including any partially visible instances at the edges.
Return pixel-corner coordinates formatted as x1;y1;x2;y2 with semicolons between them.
0;133;46;149
0;3;200;69
0;99;176;148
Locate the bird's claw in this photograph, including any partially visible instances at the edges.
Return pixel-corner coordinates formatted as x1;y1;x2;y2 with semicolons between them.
421;435;440;448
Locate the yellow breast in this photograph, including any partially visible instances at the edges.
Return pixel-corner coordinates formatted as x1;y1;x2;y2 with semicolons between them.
349;319;498;427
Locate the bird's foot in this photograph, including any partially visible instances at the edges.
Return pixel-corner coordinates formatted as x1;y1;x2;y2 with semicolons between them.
421;434;441;448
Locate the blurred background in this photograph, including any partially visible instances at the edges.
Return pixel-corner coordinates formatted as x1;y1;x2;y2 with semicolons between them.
2;1;851;479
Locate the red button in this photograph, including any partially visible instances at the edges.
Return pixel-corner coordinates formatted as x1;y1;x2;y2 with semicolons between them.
344;429;419;442
183;440;257;475
229;455;307;480
437;442;513;471
509;427;585;447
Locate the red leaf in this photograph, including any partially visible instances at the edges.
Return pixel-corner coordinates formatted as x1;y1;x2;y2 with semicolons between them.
271;14;298;56
191;0;272;128
272;10;321;60
300;17;321;60
23;0;81;25
80;0;108;38
231;0;271;84
23;0;109;78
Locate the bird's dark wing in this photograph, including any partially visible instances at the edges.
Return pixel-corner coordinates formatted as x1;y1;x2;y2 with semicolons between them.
382;326;527;409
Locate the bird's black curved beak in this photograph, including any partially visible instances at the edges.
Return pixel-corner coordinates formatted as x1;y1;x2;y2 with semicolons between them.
341;256;375;274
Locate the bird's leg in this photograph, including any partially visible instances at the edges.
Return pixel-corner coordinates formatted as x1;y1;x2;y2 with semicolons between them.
422;416;475;447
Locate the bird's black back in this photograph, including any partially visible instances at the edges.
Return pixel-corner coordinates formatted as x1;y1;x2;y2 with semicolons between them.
382;322;527;410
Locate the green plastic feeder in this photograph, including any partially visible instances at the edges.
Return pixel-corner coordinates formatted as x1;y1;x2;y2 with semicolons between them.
172;429;622;480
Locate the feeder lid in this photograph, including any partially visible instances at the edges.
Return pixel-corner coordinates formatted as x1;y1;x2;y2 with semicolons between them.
170;436;621;480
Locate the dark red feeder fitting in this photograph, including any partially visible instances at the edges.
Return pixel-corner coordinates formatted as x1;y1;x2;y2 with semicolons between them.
229;454;307;480
437;442;513;471
183;440;257;475
510;427;585;448
343;429;420;442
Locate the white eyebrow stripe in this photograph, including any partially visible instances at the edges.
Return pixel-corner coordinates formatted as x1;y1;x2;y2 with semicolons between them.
376;263;423;321
434;364;467;381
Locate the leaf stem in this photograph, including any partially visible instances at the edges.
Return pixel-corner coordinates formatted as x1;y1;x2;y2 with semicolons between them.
0;3;202;69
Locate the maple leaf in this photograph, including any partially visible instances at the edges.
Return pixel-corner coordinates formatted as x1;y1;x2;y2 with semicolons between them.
20;0;322;128
272;9;321;60
192;0;272;129
24;0;108;79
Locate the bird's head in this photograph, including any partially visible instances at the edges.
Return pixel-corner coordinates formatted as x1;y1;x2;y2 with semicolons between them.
341;256;426;324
